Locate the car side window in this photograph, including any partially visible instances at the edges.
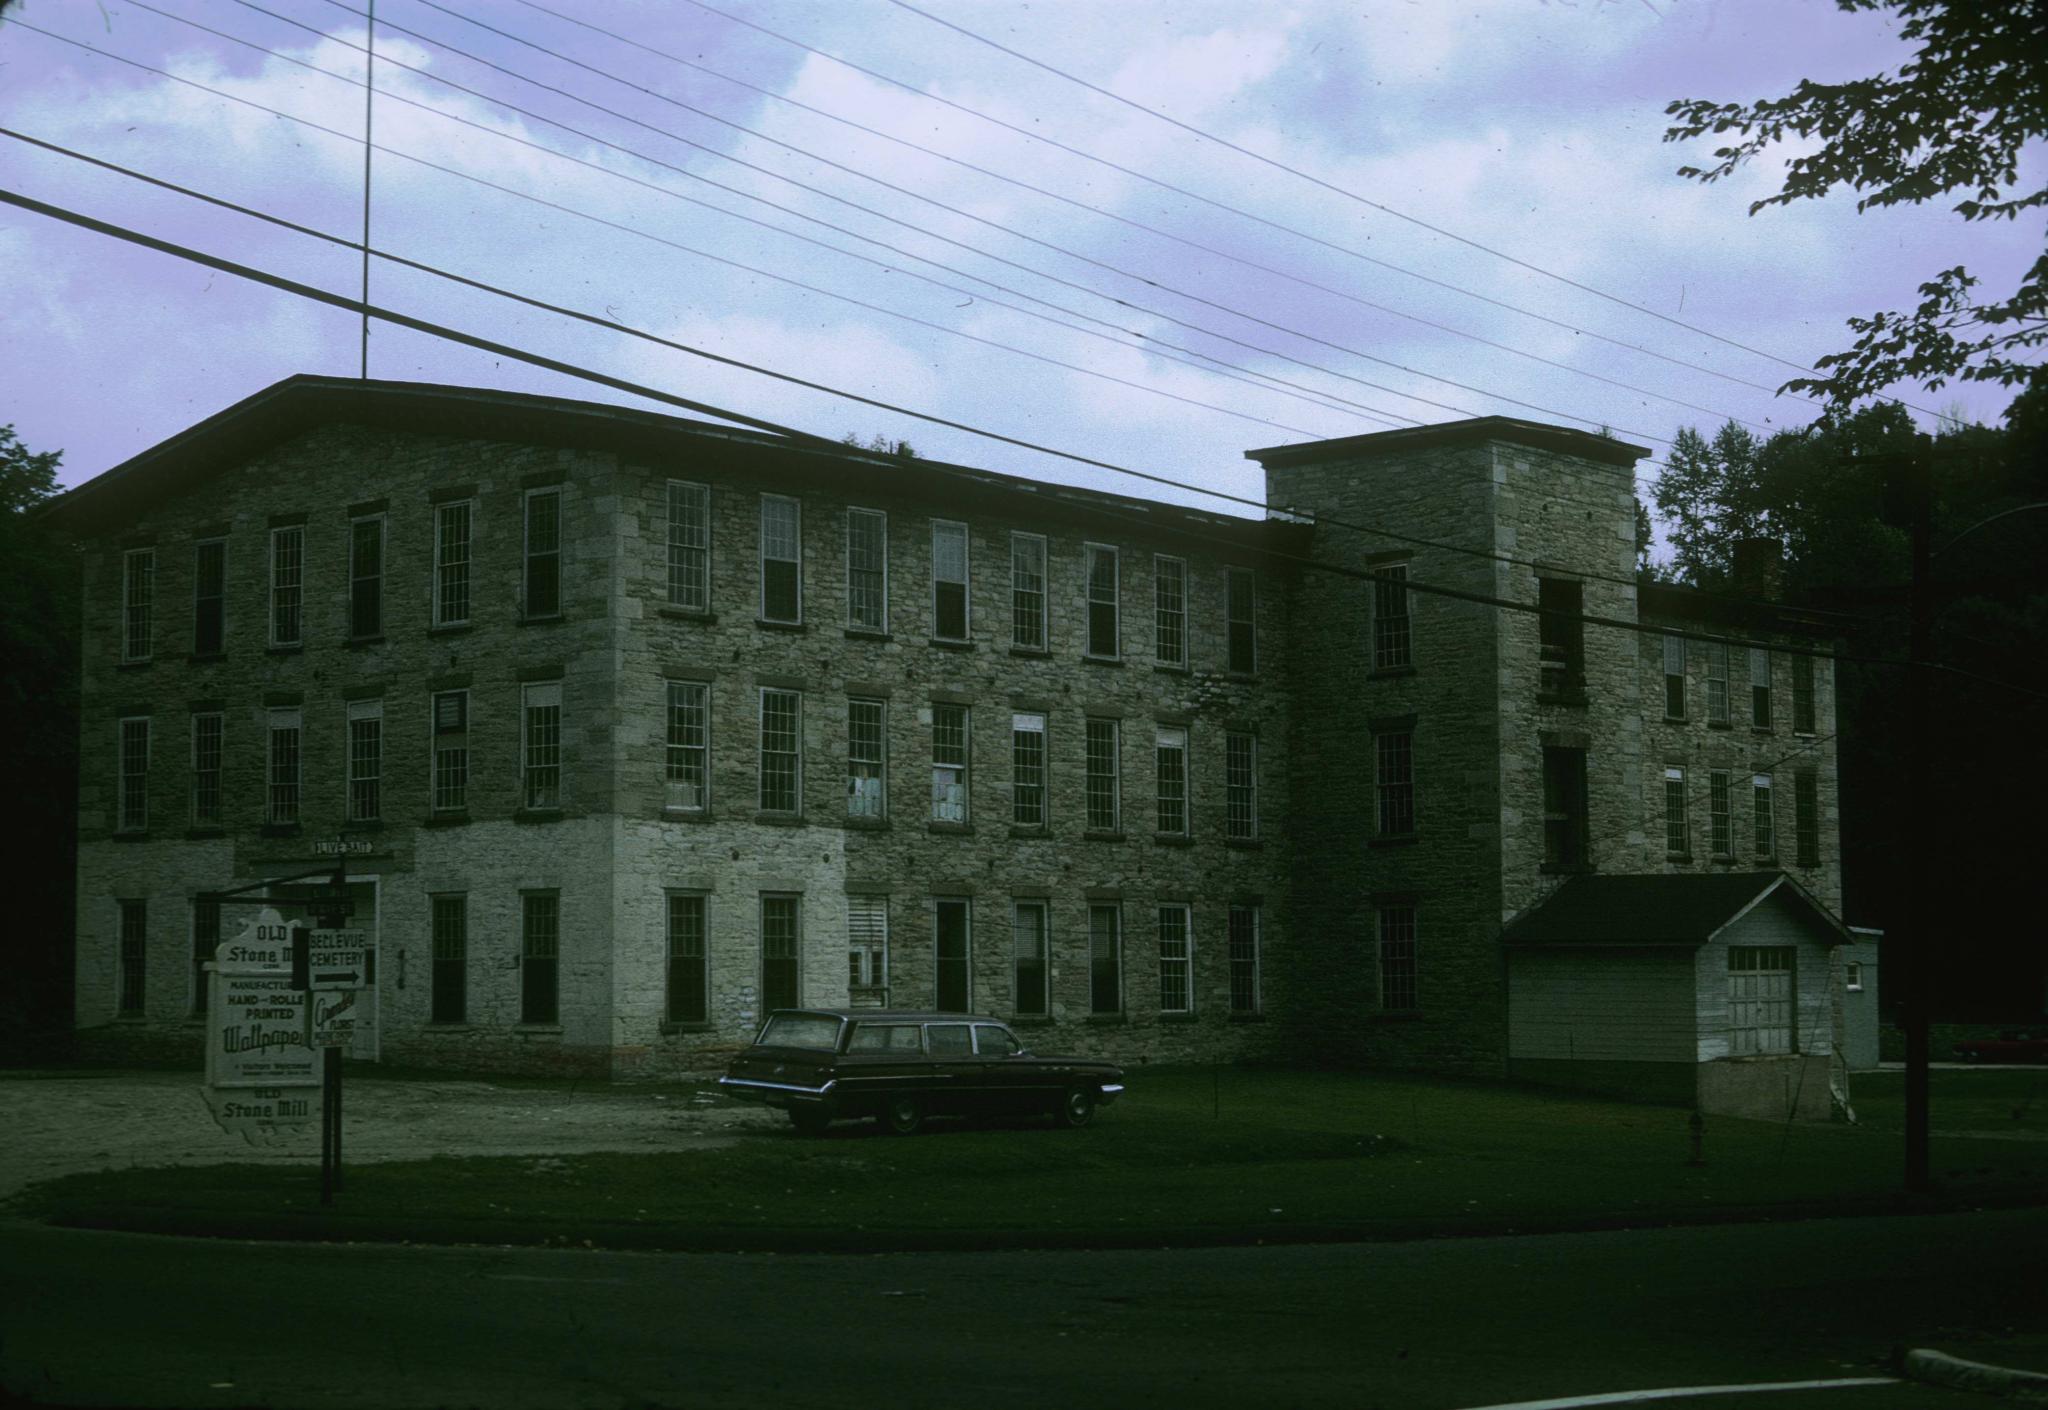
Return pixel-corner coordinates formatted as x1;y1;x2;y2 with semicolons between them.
974;1024;1021;1056
925;1023;972;1055
849;1024;921;1052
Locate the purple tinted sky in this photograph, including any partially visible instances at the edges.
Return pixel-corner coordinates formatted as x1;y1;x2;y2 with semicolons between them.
2;0;2041;530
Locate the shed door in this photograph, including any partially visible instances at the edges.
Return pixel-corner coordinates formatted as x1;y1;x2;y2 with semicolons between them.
1728;945;1795;1055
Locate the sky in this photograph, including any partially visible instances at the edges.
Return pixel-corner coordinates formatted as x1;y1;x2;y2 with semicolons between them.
2;0;2042;535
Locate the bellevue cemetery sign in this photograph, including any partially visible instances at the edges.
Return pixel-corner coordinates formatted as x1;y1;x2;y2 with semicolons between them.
202;907;321;1144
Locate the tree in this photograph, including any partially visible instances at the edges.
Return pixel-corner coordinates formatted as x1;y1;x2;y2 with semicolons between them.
1664;1;2047;413
1648;420;1768;587
838;431;917;460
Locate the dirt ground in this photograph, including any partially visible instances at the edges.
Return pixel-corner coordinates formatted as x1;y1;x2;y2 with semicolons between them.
0;1070;782;1203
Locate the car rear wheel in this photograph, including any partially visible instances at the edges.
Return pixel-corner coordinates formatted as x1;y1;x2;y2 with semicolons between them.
788;1106;830;1137
881;1094;924;1136
1054;1085;1096;1129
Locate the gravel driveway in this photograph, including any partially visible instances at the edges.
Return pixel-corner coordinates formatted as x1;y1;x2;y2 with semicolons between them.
0;1070;781;1203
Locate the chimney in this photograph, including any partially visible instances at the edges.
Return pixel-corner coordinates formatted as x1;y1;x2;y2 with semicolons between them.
1730;537;1783;600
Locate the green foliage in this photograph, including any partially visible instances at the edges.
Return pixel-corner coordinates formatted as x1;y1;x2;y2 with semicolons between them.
1664;0;2048;411
838;431;918;460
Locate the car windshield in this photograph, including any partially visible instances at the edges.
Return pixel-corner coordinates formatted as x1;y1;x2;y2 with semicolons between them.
974;1024;1022;1055
757;1013;843;1050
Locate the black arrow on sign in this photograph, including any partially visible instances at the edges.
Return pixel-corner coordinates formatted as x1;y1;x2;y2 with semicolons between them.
314;970;362;986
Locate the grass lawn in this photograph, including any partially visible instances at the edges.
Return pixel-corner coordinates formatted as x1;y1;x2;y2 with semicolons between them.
22;1067;2048;1251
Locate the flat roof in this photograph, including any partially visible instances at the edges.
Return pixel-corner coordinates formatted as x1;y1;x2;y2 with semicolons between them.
1245;416;1650;470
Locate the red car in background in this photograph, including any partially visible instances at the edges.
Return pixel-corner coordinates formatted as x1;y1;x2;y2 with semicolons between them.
1952;1030;2048;1064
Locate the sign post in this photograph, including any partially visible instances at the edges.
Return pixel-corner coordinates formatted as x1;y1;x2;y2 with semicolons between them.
202;908;321;1146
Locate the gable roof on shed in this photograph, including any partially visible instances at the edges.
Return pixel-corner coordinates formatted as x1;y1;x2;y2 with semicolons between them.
1501;872;1849;949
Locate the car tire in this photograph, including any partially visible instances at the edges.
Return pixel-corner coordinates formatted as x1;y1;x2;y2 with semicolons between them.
788;1106;830;1137
881;1094;924;1136
1054;1085;1096;1129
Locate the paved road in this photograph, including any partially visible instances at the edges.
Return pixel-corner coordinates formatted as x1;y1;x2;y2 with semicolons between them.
4;1207;2043;1409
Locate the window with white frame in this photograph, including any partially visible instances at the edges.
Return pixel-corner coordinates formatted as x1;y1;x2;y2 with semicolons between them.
758;687;802;813
267;708;301;825
522;681;563;811
431;689;468;814
1088;903;1121;1014
1228;903;1261;1014
432;503;470;627
1375;730;1415;836
1728;945;1794;1055
932;520;969;641
1373;562;1412;670
1791;652;1816;733
1010;532;1047;650
347;699;382;822
192;539;226;657
118;899;146;1017
1156;904;1192;1013
848;895;888;998
1225;567;1256;673
1749;647;1773;729
1011;712;1046;828
1012;900;1048;1017
931;702;969;824
1794;771;1820;866
1752;772;1774;859
664;680;708;812
1662;635;1686;718
121;548;154;662
118;716;149;833
1083;543;1119;658
1845;960;1863;992
847;696;886;819
1155;725;1189;836
270;526;303;646
760;494;802;623
1709;769;1732;857
1225;730;1258;841
1085;718;1120;832
190;712;223;828
666;892;708;1024
846;508;888;633
1664;766;1688;855
430;893;467;1024
1153;555;1187;666
521;891;560;1025
1379;903;1417;1011
933;897;970;1012
524;488;562;618
349;515;383;639
666;480;710;612
1706;641;1731;725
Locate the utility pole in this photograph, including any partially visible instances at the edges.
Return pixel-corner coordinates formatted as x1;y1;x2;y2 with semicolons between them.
358;0;375;379
1901;433;1934;1194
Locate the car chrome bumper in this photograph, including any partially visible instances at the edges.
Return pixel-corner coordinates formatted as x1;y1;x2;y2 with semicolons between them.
1098;1083;1125;1107
717;1075;837;1107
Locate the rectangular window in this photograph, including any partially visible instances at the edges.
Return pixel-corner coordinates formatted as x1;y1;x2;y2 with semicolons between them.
191;898;220;1018
664;680;709;812
349;515;383;639
122;547;154;662
521;892;559;1025
1728;944;1795;1056
433;502;470;627
523;488;562;618
1156;904;1191;1014
931;520;969;641
1088;904;1122;1014
1011;712;1046;828
1010;532;1047;650
760;494;802;623
1225;567;1257;673
1155;725;1189;836
1706;642;1730;726
848;895;888;997
1753;773;1775;860
267;709;301;826
1663;634;1687;718
431;690;469;814
1794;771;1820;866
346;699;382;823
1085;718;1121;832
522;682;562;811
1542;746;1588;868
1373;563;1412;670
118;716;149;833
1537;578;1583;695
269;526;303;646
118;899;146;1017
1664;766;1688;856
1228;903;1261;1015
846;508;888;633
1012;900;1048;1017
1749;648;1773;729
1846;961;1863;991
847;696;886;819
1375;730;1415;836
758;688;802;813
1791;652;1816;734
1225;731;1258;841
190;711;223;828
1153;555;1187;666
765;893;802;1012
933;897;970;1012
931;702;969;824
666;480;711;612
1379;904;1417;1012
430;894;467;1024
1084;543;1119;658
1709;769;1732;858
666;893;708;1025
192;539;225;656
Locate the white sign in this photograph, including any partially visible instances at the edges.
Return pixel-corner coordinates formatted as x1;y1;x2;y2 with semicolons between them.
311;986;361;1048
200;1083;320;1146
307;927;368;991
203;909;319;1144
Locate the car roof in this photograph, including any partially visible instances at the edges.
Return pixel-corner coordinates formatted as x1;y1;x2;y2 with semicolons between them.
770;1008;1009;1024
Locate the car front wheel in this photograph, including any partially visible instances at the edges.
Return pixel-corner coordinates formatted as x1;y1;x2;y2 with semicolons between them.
1054;1085;1096;1129
881;1094;924;1136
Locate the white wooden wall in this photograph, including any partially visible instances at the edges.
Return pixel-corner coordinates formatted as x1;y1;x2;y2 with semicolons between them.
1694;895;1835;1062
